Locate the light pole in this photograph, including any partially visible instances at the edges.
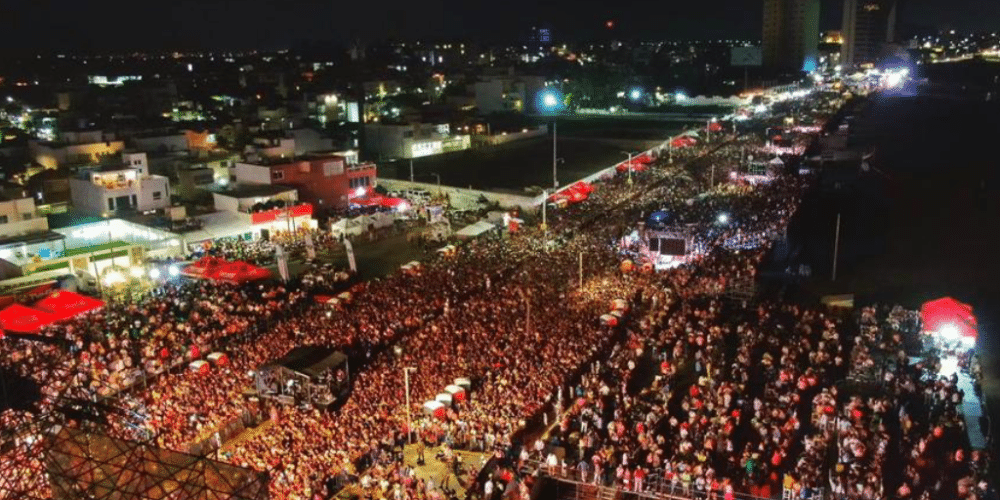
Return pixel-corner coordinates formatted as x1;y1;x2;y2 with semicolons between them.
403;366;416;443
541;189;547;231
552;120;558;188
539;88;564;189
621;151;638;185
431;173;441;195
409;158;415;182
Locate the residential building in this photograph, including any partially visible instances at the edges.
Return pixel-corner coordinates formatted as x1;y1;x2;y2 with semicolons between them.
211;184;298;214
474;71;546;114
0;190;49;239
762;0;821;71
29;129;125;169
841;0;898;68
234;152;375;209
132;132;188;154
69;152;171;216
364;123;471;160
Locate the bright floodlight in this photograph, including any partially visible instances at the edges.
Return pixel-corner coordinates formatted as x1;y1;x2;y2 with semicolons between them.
149;268;161;280
717;213;730;224
129;266;144;278
629;88;643;101
5;96;12;103
354;186;366;197
885;72;903;88
542;92;559;109
168;264;180;277
675;91;688;101
939;323;960;341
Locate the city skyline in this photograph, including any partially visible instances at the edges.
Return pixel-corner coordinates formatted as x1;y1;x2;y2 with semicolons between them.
2;0;999;53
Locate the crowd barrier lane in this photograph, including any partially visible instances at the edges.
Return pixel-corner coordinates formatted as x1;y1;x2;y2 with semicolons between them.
521;458;781;500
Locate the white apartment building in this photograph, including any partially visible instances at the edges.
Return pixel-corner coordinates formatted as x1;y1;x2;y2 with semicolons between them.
364;122;471;160
69;152;171;216
0;193;49;239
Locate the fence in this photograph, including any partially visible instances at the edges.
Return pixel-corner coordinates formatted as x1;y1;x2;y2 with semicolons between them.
522;459;780;500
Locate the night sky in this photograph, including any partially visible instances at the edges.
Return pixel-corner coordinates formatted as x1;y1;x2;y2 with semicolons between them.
2;0;999;53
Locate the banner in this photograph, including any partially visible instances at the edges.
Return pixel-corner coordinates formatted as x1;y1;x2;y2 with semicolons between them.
275;245;290;282
344;239;357;273
304;231;316;260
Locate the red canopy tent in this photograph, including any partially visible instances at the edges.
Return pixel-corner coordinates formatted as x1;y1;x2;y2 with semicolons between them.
632;153;653;164
33;291;105;321
181;256;224;279
920;297;977;342
616;162;649;173
210;260;271;284
708;122;724;133
351;194;385;207
570;181;595;194
379;197;408;209
0;304;57;334
671;137;697;148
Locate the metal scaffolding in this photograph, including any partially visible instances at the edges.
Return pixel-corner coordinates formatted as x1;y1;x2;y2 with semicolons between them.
0;415;269;500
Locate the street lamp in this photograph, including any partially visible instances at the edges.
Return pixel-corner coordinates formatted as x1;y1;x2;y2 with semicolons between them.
537;88;564;189
403;366;417;443
629;87;644;102
431;173;441;195
621;151;638;185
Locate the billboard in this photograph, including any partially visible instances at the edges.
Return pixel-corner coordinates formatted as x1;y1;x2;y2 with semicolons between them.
731;46;762;67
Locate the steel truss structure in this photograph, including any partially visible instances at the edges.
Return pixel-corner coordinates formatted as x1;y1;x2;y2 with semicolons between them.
1;417;269;500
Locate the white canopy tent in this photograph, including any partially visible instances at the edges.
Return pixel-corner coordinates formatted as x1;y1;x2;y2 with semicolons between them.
455;220;496;239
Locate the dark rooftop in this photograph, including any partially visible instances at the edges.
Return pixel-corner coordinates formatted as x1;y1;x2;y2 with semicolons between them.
211;183;295;198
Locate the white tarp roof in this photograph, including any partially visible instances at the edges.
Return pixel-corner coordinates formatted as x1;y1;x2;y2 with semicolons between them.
181;212;253;243
455;220;495;238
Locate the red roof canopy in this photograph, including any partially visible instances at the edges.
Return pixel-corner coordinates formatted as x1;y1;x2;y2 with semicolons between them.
181;256;224;279
210;260;271;284
0;304;57;333
34;291;105;321
921;297;977;339
570;181;594;194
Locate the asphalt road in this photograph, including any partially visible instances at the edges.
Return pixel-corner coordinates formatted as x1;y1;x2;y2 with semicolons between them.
786;88;1000;457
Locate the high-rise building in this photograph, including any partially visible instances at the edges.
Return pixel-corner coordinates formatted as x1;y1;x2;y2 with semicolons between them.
762;0;821;71
841;0;898;68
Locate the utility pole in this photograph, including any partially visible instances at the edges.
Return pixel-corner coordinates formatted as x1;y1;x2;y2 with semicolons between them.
552;120;559;188
710;164;715;190
579;251;583;287
541;190;547;231
403;367;416;443
409;158;414;182
832;213;841;281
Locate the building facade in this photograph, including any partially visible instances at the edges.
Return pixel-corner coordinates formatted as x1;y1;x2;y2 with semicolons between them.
364;123;471;160
762;0;821;71
841;0;898;68
69;152;171;215
0;194;48;239
234;153;376;209
474;74;546;114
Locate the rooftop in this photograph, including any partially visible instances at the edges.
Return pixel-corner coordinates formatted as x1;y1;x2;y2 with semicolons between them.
242;151;354;166
211;183;296;198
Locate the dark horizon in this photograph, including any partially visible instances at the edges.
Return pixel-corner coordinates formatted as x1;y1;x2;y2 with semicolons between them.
2;0;998;54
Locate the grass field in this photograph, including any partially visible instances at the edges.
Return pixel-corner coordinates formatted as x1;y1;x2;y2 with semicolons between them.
380;120;692;192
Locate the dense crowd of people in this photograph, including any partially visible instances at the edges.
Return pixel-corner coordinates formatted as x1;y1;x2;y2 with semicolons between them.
0;94;993;500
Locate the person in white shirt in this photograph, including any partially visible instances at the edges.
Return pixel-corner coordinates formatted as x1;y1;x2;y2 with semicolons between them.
484;479;494;499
